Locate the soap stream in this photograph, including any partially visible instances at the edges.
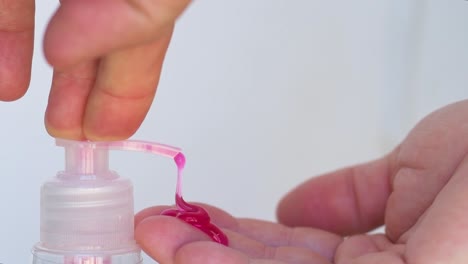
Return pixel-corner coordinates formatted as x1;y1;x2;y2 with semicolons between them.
161;153;229;246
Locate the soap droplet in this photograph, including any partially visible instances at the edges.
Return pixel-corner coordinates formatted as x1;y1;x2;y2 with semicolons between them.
161;153;229;246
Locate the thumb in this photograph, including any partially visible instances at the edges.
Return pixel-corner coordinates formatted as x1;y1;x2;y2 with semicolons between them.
276;153;395;236
277;100;468;239
44;0;191;69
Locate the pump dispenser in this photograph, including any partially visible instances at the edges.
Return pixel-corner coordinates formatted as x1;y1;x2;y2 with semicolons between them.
32;139;182;264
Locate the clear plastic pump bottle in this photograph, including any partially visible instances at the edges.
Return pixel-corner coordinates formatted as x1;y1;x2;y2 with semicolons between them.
32;139;182;264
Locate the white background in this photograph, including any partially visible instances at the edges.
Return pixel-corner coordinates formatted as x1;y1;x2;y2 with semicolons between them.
0;0;467;263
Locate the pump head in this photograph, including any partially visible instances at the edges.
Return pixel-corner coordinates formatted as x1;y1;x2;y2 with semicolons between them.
32;139;182;264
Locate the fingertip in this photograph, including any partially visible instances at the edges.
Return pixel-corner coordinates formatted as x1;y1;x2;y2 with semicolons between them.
44;119;85;140
135;204;238;230
134;216;174;262
135;215;213;263
83;129;138;141
275;174;356;234
0;62;30;100
45;62;98;141
0;81;29;101
135;206;170;227
0;31;33;101
0;65;30;101
83;121;140;141
83;91;153;141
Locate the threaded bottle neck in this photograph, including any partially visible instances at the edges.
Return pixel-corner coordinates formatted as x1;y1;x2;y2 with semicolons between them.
64;143;109;175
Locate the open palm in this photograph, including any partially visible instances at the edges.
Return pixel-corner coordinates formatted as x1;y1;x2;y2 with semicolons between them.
136;100;468;264
136;204;341;264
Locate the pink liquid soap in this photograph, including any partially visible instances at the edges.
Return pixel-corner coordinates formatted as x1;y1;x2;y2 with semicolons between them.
161;153;229;246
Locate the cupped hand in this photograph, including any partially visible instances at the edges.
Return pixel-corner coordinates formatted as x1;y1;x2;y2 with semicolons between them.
135;204;342;264
0;0;191;140
136;100;468;264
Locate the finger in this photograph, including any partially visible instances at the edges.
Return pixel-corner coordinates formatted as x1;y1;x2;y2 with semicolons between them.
136;217;264;264
236;218;342;261
45;60;98;139
135;205;170;226
82;31;172;140
135;203;238;229
177;240;331;264
135;215;217;264
0;0;34;101
276;154;395;236
44;0;190;69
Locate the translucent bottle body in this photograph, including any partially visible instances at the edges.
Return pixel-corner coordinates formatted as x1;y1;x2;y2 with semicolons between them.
32;141;142;264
